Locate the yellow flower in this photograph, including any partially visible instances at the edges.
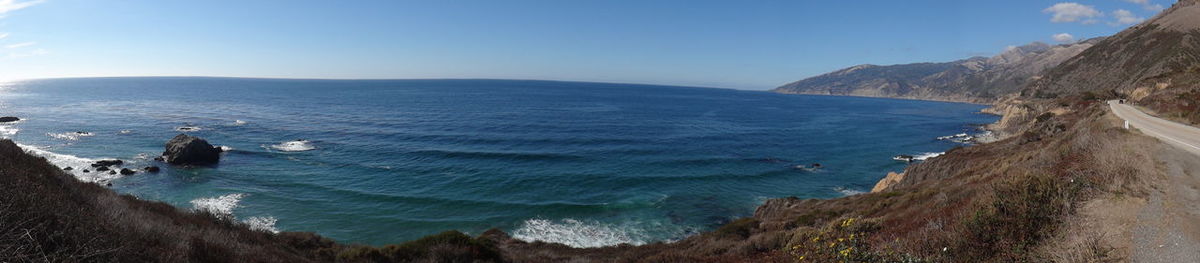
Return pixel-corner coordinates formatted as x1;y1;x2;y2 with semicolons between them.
829;242;836;248
849;234;855;239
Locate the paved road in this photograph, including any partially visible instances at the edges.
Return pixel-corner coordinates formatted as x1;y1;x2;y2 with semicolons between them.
1110;100;1200;262
1109;100;1200;156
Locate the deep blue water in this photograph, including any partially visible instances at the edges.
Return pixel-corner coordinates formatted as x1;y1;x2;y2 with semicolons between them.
0;77;996;247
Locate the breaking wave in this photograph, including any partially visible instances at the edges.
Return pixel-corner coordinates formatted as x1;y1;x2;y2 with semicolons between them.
15;143;121;183
913;152;944;161
269;140;315;152
191;193;246;218
512;218;653;248
47;131;94;140
190;194;282;233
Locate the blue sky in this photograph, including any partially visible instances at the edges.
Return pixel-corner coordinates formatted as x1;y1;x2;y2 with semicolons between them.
0;0;1169;89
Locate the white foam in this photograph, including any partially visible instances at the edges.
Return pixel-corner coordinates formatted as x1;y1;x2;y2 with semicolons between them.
834;187;865;196
512;218;649;248
233;120;247;126
175;126;202;132
190;194;283;233
118;130;133;134
191;193;246;218
219;146;234;152
15;143;119;183
270;140;315;152
242;216;279;233
913;152;944;161
0;126;17;137
47;131;94;141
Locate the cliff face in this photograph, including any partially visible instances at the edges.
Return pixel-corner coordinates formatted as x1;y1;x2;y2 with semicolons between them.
772;40;1100;103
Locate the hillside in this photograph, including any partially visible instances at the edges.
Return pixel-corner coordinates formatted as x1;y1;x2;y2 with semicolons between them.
772;40;1100;103
1026;0;1200;126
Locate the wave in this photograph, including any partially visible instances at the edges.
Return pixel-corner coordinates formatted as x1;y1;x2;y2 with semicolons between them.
191;193;245;218
175;126;202;132
913;152;943;161
15;143;120;183
0;125;17;137
190;194;281;233
47;131;94;140
218;145;235;152
233;120;248;126
269;140;315;152
242;216;279;233
118;130;133;134
511;218;650;248
834;186;865;196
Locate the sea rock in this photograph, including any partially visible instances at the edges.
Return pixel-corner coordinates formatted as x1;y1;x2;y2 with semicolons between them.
96;166;110;172
143;166;160;173
163;134;221;165
82;169;90;173
63;167;74;171
119;168;136;175
91;159;124;167
0;116;19;123
107;170;116;175
871;172;906;193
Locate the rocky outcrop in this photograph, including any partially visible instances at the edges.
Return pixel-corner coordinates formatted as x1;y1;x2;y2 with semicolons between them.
0;117;19;123
871;172;905;193
162;134;221;165
90;160;124;168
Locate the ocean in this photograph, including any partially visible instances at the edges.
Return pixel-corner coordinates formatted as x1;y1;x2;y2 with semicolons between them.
0;77;996;247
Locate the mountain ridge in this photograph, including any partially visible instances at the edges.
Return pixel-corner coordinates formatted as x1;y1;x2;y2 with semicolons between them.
772;39;1103;104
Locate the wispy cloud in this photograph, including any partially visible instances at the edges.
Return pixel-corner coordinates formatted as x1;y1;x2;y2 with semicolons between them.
1110;9;1145;25
7;47;45;58
1052;33;1076;43
5;41;33;48
0;0;43;17
1123;0;1165;12
0;33;8;40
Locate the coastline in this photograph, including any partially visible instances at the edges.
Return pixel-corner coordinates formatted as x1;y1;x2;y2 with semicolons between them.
770;92;1011;193
770;90;996;106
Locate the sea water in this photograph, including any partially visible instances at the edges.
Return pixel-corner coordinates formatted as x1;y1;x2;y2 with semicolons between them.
0;77;996;247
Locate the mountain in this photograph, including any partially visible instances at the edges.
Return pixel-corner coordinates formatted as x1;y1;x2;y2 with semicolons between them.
1024;0;1200;123
772;39;1101;103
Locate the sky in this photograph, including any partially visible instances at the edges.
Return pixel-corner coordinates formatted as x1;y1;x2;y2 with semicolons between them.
0;0;1170;89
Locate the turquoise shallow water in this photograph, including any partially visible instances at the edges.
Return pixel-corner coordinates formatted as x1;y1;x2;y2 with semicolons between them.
0;77;996;247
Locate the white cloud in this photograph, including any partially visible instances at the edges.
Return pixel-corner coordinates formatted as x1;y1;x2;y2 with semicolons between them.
1043;3;1103;23
0;33;8;40
0;0;43;16
1052;33;1076;43
1110;9;1145;25
6;47;44;58
5;41;33;48
1123;0;1165;11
